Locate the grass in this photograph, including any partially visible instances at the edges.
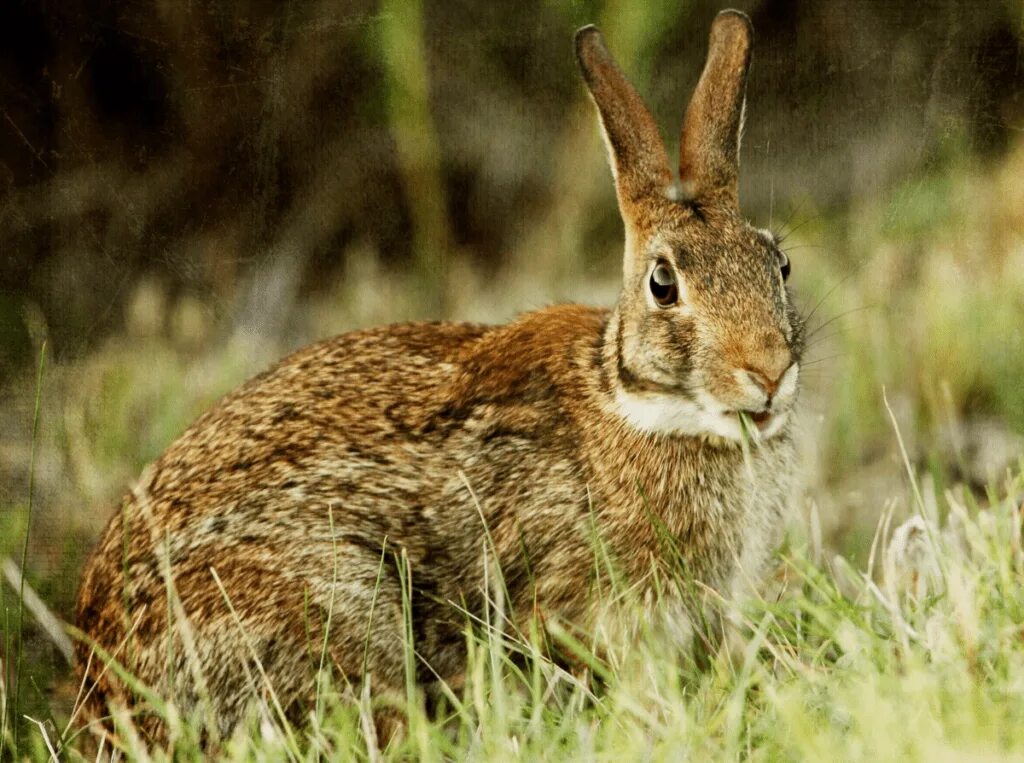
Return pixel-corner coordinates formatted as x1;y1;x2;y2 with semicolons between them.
1;58;1023;763
7;464;1024;760
8;343;45;757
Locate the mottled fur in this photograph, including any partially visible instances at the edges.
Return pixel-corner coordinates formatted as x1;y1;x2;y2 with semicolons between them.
75;10;804;743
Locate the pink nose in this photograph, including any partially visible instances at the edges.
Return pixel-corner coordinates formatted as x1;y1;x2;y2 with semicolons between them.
744;354;791;398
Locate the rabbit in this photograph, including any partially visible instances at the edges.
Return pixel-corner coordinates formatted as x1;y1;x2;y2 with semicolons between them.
75;9;804;744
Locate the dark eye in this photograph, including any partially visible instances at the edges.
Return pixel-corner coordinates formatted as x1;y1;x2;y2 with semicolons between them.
778;250;791;281
649;263;678;307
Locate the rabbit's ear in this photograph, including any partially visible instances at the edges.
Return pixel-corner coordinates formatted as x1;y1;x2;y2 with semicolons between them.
575;26;673;214
678;10;753;206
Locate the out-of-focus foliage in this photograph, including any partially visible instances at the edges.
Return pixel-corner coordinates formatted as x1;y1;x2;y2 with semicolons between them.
0;0;1021;368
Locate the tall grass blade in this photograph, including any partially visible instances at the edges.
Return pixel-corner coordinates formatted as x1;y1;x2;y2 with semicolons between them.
12;340;45;755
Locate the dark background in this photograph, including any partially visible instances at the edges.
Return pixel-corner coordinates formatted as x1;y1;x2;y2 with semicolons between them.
1;0;1021;376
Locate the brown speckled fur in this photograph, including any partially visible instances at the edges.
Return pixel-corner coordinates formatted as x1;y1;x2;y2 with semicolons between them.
75;10;804;743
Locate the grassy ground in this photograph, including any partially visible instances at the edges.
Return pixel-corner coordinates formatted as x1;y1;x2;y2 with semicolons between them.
1;138;1023;759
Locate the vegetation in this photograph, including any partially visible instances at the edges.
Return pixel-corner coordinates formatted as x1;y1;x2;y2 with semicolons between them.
1;1;1022;759
13;466;1024;761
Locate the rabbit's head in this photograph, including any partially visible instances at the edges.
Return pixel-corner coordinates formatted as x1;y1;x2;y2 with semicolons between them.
577;11;803;443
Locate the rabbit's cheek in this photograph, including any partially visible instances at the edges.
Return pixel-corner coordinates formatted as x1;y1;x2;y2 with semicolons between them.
773;362;800;406
656;322;699;382
620;311;697;389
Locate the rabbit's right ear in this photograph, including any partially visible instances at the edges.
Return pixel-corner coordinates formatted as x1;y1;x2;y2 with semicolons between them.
575;26;673;219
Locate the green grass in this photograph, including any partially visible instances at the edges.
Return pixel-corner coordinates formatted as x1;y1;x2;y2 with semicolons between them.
8;466;1024;761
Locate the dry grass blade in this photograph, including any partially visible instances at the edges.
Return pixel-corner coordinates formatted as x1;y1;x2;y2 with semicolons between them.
208;567;301;759
23;715;58;762
0;557;73;666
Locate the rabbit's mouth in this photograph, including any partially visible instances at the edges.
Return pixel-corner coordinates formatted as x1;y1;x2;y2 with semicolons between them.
725;406;787;439
612;385;793;443
691;380;796;441
739;409;773;429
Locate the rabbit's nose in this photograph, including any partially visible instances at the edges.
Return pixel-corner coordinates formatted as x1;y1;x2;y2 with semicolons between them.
744;367;782;397
743;352;793;399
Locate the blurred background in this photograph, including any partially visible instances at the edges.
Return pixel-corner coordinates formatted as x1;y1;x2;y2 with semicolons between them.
0;0;1022;734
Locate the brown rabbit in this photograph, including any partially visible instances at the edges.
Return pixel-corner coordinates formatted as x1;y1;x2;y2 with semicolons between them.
75;9;803;743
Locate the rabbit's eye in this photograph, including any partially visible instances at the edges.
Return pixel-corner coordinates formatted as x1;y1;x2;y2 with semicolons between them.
649;263;678;307
779;251;791;281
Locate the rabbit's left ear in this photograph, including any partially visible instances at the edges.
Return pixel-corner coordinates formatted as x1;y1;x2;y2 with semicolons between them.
678;10;753;207
575;26;673;215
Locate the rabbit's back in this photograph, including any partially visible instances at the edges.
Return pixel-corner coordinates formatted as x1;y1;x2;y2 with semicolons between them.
75;306;608;736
